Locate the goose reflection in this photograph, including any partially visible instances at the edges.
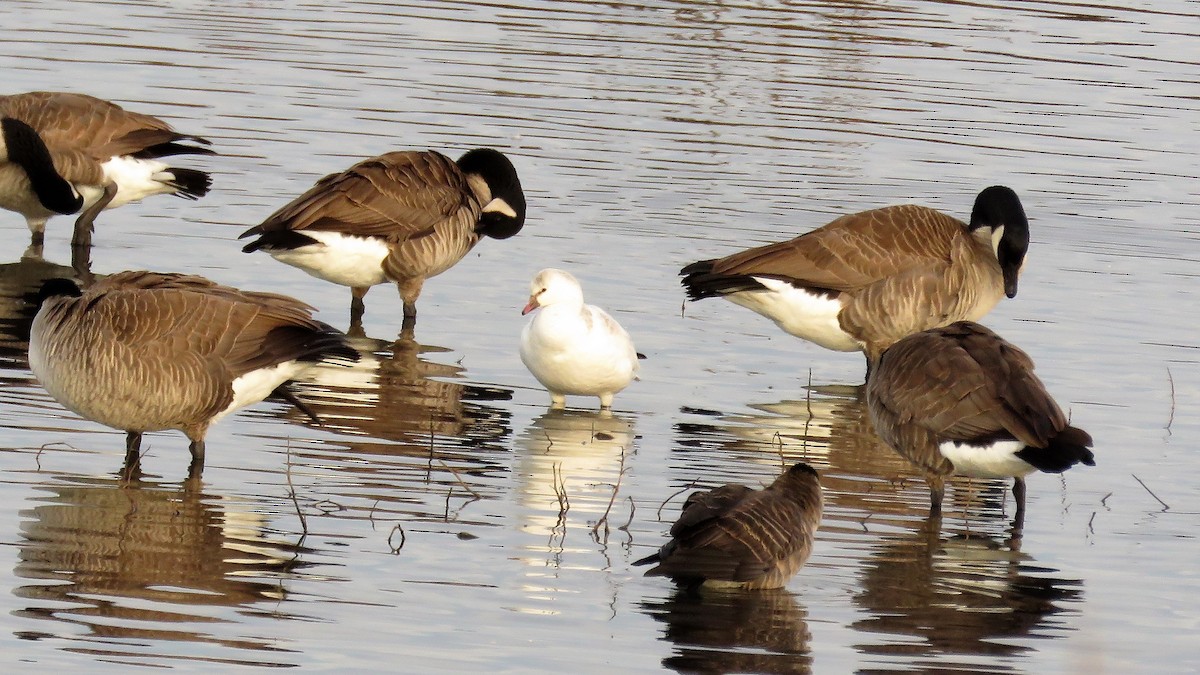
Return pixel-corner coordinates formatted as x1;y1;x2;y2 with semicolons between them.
281;332;513;455
515;409;637;558
0;252;86;359
675;385;1034;523
853;513;1083;661
13;473;308;666
640;587;812;674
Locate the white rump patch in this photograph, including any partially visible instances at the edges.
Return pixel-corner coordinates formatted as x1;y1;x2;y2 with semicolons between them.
939;439;1037;479
100;156;175;208
724;277;859;352
215;360;307;424
266;230;390;287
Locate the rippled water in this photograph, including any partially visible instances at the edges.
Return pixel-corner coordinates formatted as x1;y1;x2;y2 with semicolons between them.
1;0;1197;672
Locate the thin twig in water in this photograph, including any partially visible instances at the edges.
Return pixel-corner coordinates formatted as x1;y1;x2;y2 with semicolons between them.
436;459;482;499
552;462;569;513
388;523;406;554
620;496;635;532
802;368;814;460
657;480;699;521
285;439;308;536
368;499;381;530
1166;366;1176;435
1087;511;1096;535
444;486;453;520
1101;492;1112;509
1132;474;1170;511
592;447;629;539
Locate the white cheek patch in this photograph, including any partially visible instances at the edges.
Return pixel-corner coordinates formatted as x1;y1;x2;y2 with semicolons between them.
482;197;517;218
990;224;1006;258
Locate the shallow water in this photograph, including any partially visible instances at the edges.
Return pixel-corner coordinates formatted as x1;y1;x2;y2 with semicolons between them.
1;0;1198;672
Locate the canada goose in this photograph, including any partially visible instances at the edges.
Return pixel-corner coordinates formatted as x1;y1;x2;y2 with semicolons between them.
865;321;1094;525
519;268;639;410
680;186;1029;368
28;271;356;478
240;148;526;328
634;463;823;590
0;91;214;249
0;116;82;224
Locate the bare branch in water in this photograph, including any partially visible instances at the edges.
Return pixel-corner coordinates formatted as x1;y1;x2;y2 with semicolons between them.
657;479;699;522
1132;474;1170;511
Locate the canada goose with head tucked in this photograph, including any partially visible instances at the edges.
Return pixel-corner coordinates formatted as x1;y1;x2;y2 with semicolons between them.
0;116;82;227
865;321;1094;526
240;148;525;329
0;91;214;250
681;186;1029;370
634;462;823;590
519;268;639;410
29;271;356;478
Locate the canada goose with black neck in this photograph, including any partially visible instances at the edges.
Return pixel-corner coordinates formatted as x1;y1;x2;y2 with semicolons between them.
681;186;1029;370
241;148;525;329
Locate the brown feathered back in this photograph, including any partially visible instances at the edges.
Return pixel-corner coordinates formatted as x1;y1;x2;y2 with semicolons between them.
636;463;823;590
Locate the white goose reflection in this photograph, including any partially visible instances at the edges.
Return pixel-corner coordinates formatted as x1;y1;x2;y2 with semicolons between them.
13;473;309;667
513;409;638;565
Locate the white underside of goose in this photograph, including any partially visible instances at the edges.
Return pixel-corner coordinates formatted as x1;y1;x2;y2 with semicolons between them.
724;276;860;352
939;439;1038;479
215;360;311;424
520;304;639;407
98;155;184;208
264;230;391;287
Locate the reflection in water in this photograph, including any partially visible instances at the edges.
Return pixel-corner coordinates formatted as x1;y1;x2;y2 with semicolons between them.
853;514;1083;666
0;253;85;361
13;474;307;667
675;385;1027;524
672;384;1083;670
266;333;513;530
515;409;637;563
285;333;512;455
641;587;812;675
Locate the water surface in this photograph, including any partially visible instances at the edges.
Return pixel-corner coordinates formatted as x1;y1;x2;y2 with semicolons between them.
0;0;1197;672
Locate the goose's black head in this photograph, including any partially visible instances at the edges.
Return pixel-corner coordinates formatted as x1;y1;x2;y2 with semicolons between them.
458;148;526;240
787;462;819;479
1;117;83;216
969;185;1028;298
35;278;83;309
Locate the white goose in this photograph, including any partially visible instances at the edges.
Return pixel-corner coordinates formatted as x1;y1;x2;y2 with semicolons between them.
519;268;639;410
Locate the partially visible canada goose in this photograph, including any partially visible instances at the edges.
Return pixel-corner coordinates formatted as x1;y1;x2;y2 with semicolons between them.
519;268;639;410
0;116;82;223
28;271;356;478
240;148;526;328
680;186;1029;368
865;321;1094;526
0;91;214;249
634;463;823;590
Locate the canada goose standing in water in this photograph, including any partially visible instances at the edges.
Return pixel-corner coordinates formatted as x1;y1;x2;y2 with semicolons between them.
865;321;1094;526
240;148;525;329
0;92;214;251
28;271;356;478
680;186;1029;370
519;268;639;410
634;463;823;590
